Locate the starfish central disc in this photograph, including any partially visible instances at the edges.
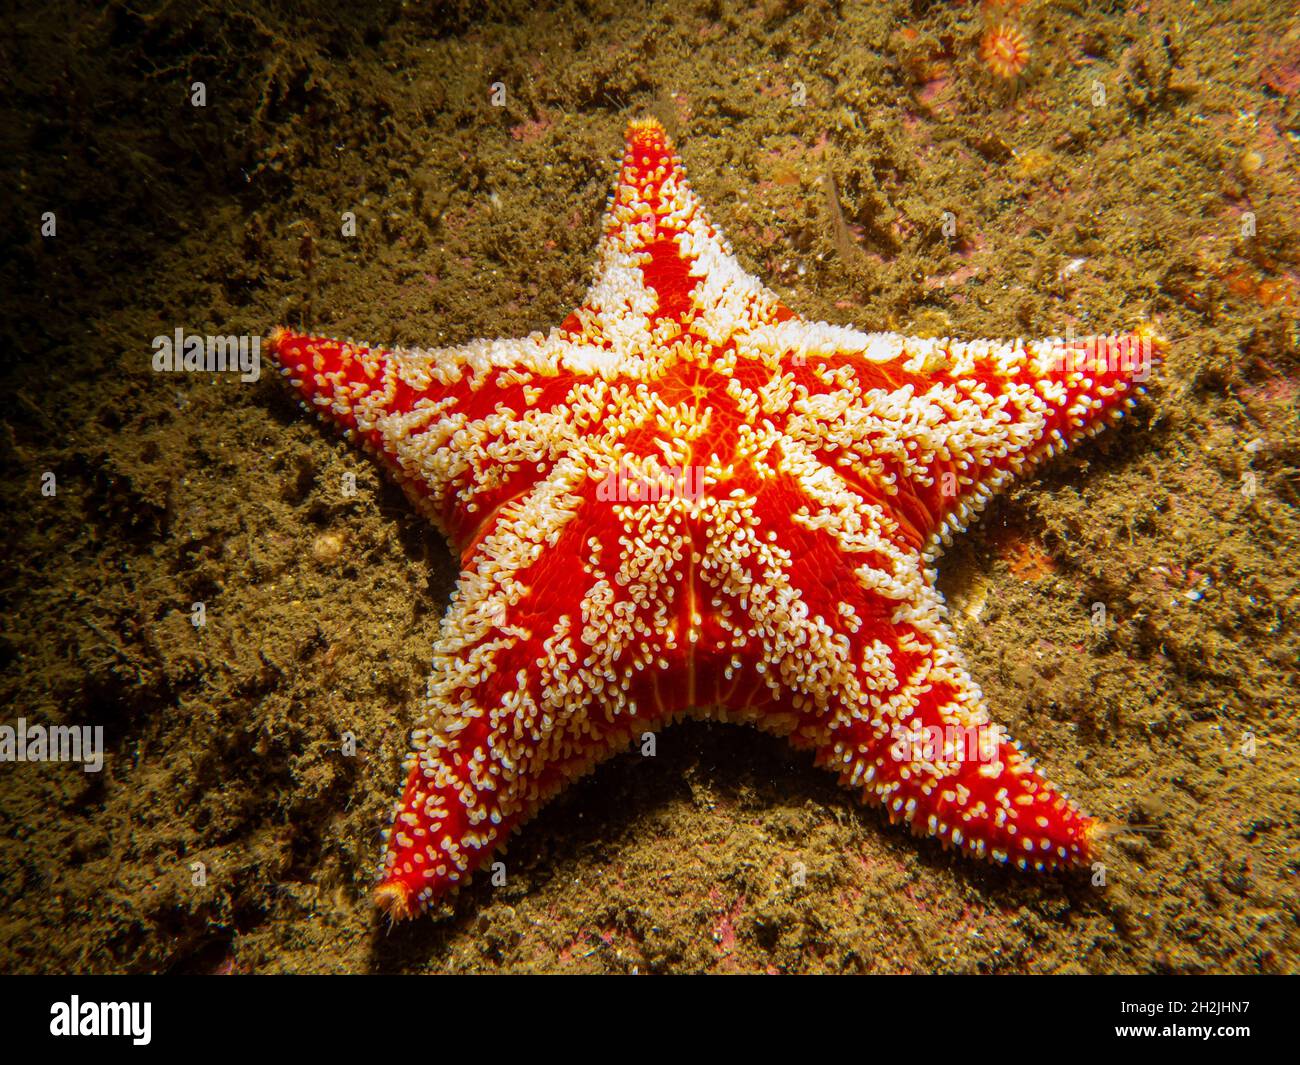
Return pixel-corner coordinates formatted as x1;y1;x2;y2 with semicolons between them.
268;117;1159;919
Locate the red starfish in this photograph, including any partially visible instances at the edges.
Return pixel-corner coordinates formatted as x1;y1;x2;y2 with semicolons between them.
269;117;1160;919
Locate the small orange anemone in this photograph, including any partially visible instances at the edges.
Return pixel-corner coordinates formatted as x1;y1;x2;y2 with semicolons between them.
981;23;1030;80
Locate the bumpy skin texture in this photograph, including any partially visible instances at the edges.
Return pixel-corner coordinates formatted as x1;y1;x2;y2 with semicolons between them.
269;118;1158;918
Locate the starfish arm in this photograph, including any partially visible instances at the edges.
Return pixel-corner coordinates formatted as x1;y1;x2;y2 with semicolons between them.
807;606;1098;870
561;117;793;352
373;460;698;917
765;323;1162;556
268;327;636;550
693;470;1095;870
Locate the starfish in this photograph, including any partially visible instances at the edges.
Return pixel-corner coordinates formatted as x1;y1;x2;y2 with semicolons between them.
268;117;1158;919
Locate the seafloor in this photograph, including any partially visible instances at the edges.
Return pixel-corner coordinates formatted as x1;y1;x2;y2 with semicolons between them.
0;0;1296;974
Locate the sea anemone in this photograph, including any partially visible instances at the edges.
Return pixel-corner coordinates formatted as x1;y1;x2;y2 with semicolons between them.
980;23;1030;80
